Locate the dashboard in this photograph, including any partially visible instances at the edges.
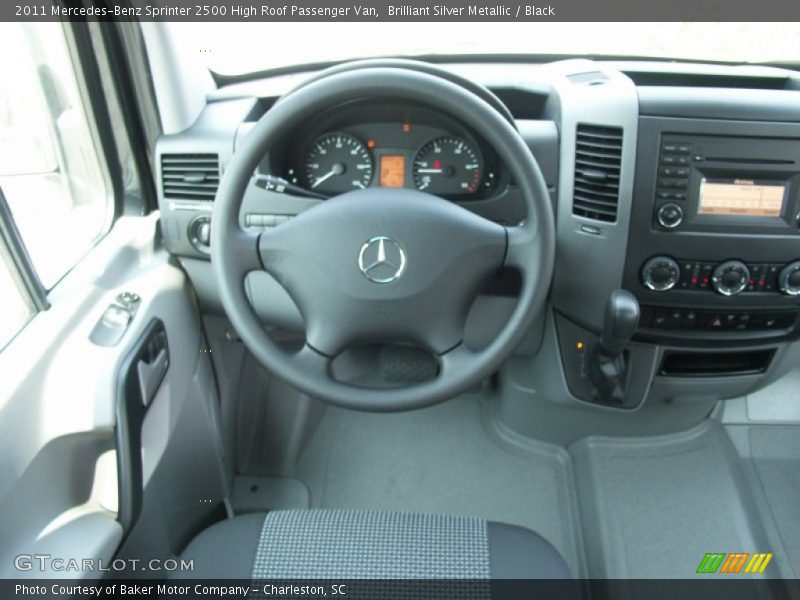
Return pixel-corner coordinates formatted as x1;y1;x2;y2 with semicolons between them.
155;58;800;413
267;102;505;199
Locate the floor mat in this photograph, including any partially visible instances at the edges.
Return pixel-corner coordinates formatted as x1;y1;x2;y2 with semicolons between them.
571;420;783;583
744;426;800;578
288;393;586;577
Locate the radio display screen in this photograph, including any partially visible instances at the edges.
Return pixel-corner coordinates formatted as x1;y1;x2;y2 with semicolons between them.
698;177;786;218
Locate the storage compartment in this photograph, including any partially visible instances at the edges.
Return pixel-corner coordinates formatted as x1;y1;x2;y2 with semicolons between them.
659;348;775;377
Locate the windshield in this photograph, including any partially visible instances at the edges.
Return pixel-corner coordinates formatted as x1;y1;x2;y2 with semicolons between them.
169;22;800;77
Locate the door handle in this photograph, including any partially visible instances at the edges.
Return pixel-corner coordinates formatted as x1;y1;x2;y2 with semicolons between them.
136;346;168;408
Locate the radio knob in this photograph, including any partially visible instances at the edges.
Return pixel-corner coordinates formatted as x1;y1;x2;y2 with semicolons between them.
641;256;680;292
778;260;800;296
657;203;684;229
711;261;750;296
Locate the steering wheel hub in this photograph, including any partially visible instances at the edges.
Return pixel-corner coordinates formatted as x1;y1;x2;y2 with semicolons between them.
258;188;506;356
358;236;406;284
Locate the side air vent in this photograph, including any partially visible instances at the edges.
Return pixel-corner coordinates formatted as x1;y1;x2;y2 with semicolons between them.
572;124;623;223
161;154;220;201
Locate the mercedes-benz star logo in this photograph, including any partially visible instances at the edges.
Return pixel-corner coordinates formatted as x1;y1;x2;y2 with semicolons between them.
358;236;406;283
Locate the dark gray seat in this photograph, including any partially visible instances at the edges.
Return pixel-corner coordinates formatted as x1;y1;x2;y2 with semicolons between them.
177;509;572;579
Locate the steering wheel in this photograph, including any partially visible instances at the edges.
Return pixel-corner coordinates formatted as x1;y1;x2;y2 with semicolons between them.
211;67;555;412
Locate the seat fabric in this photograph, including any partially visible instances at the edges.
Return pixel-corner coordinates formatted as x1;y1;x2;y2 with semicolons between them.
176;509;572;580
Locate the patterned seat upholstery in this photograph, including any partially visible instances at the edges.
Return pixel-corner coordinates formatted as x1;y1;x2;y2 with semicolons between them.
176;509;573;591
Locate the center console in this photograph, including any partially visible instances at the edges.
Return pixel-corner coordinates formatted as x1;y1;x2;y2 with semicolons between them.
623;117;800;345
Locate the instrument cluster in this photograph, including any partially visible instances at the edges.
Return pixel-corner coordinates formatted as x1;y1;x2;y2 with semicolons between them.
272;101;506;200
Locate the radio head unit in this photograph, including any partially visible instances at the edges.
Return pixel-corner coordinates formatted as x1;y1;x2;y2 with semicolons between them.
652;133;800;235
624;119;800;345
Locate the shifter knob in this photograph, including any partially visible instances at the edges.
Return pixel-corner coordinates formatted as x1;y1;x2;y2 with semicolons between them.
599;289;640;356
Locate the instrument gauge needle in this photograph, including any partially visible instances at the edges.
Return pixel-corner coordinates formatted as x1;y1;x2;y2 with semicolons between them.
311;163;345;188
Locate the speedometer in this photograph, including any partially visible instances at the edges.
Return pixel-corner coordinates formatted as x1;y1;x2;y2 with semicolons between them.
412;136;482;196
304;132;373;195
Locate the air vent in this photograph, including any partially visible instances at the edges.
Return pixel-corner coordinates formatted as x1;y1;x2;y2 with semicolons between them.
161;154;220;201
567;71;609;85
572;124;623;223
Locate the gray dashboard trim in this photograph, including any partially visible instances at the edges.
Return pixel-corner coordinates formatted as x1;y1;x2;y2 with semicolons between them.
638;87;800;122
546;59;640;331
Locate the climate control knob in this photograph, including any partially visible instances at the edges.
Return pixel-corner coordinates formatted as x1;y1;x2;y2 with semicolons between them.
641;256;680;292
711;260;750;296
778;260;800;296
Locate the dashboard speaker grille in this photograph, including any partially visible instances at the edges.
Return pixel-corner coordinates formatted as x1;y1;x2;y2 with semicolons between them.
161;154;220;201
572;124;623;223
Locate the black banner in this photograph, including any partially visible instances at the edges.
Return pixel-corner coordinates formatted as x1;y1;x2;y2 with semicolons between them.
4;0;800;22
3;579;800;600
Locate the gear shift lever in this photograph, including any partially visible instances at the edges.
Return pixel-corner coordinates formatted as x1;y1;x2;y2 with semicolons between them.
599;289;640;356
587;290;640;404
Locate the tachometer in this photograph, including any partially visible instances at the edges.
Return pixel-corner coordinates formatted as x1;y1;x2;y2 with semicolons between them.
412;136;482;195
304;132;373;195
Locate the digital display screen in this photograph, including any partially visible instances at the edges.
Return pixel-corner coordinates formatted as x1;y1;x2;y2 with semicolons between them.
698;178;786;218
379;155;405;188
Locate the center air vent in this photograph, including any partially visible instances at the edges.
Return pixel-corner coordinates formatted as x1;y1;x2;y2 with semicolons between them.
161;154;220;201
572;125;623;223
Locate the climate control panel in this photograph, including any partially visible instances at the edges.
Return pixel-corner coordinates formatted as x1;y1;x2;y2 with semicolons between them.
641;256;800;296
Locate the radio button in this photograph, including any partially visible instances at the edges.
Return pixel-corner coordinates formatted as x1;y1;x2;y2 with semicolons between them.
712;261;750;296
657;203;684;229
778;261;800;296
659;178;688;190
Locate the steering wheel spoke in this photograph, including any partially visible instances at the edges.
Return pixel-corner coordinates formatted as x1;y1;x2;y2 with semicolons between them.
504;224;538;275
292;343;332;376
438;343;476;374
229;228;264;275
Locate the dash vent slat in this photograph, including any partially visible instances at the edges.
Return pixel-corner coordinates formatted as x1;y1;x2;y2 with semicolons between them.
161;154;220;201
572;124;623;223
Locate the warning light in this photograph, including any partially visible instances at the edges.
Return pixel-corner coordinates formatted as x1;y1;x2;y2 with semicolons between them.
576;341;584;351
367;139;376;149
433;159;442;169
402;123;411;132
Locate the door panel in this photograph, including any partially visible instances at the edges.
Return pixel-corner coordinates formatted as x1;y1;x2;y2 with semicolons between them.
0;214;227;578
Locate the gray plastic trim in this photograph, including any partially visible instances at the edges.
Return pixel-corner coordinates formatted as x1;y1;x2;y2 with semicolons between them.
638;87;800;122
545;59;640;331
